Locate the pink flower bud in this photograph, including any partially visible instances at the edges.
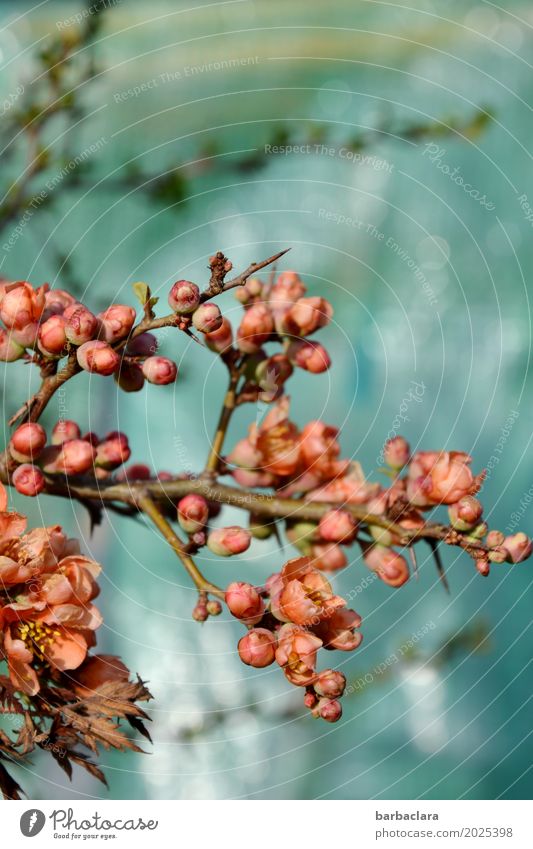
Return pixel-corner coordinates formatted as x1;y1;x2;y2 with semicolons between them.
236;303;274;353
12;463;45;496
114;361;145;392
486;530;505;548
502;532;533;563
192;600;208;621
192;303;223;334
77;340;120;376
83;432;100;447
281;296;333;337
0;328;24;361
314;669;346;699
311;543;347;573
316;697;342;723
97;305;136;343
476;558;490;576
206;600;222;616
384;436;410;469
177;494;209;533
0;281;46;330
9;423;47;462
238;628;276;667
448;496;483;531
126;332;158;357
208;527;252;557
38;314;67;356
319;510;357;543
168;280;201;314
287;339;331;373
141;356;177;385
204;317;233;353
304;691;318;709
11;323;39;348
225;581;264;624
43;288;75;318
63;304;98;345
364;544;410;587
55;439;97;475
51;420;81;445
116;463;152;482
95;433;130;470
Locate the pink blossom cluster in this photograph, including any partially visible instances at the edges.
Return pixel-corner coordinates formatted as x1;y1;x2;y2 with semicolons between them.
228;406;531;582
226;556;361;722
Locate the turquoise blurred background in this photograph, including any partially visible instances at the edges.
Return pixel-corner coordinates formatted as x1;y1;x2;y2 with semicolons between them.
0;0;531;800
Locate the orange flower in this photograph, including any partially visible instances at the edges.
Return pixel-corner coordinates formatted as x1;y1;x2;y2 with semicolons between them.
408;451;484;506
275;623;323;686
272;556;345;626
314;608;363;651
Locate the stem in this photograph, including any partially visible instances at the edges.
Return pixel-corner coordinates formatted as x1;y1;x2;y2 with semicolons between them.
204;370;240;475
15;473;493;558
137;492;224;600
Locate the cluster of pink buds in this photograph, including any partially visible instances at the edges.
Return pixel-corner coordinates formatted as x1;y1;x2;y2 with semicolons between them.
227;556;362;722
8;419;134;494
0;281;178;390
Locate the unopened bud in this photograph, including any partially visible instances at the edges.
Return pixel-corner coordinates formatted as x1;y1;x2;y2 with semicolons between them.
51;420;81;445
114;362;145;392
192;303;223;334
476;558;490;576
486;530;505;548
168;280;201;314
141;356;177;385
12;463;45;496
314;669;346;699
204;317;233;353
9;422;47;463
38;314;67;356
448;496;483;531
126;332;158;356
238;628;276;667
225;581;264;625
177;494;209;533
383;436;410;470
63;304;98;345
56;439;97;475
319;510;357;543
316;697;342;723
97;305;136;343
208;526;251;557
95;433;131;470
206;600;222;616
0;328;25;361
502;532;533;563
236;303;274;353
192;600;208;622
77;340;120;376
287;339;331;374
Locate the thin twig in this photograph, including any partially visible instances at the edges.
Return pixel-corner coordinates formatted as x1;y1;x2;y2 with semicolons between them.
136;492;224;600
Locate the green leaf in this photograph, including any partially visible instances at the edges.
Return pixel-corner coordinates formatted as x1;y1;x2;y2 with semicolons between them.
132;282;150;306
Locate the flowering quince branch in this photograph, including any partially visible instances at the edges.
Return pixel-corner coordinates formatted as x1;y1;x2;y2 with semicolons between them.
0;252;530;799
